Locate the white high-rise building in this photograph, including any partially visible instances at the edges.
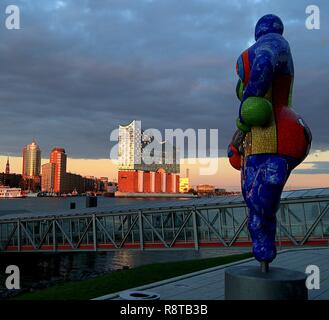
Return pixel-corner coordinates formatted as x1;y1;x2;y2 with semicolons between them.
117;120;180;194
118;120;142;170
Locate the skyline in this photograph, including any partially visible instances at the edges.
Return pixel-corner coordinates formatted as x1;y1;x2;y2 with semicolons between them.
1;150;329;191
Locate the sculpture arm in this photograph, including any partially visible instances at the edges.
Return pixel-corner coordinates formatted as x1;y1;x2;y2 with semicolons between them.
228;129;245;171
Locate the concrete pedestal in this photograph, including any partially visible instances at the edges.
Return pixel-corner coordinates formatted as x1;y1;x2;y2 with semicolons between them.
225;266;308;300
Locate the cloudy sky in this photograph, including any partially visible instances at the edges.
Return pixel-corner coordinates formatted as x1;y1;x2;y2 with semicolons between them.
0;0;328;187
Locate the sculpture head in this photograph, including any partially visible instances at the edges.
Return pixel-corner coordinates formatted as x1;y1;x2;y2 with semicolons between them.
236;14;285;89
255;14;284;41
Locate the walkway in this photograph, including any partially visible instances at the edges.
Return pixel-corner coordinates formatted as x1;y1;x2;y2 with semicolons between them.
95;248;329;300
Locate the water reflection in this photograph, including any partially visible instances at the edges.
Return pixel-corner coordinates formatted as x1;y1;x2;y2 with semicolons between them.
0;248;248;291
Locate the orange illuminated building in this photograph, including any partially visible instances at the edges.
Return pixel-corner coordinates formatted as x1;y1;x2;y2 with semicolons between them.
118;170;180;193
50;148;67;194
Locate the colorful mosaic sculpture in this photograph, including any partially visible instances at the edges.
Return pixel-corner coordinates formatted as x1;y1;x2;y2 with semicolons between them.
228;14;312;265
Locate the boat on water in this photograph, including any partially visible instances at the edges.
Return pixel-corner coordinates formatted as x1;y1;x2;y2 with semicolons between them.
0;186;25;199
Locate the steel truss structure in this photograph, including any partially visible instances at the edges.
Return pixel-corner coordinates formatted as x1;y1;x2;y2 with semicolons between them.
1;188;329;252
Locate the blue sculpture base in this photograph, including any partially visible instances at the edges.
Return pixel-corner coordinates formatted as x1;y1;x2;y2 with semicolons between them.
225;266;308;300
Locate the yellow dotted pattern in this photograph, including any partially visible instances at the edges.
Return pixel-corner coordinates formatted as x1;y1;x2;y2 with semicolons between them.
243;88;278;157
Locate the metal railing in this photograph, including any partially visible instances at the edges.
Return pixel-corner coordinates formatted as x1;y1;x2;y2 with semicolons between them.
1;193;329;253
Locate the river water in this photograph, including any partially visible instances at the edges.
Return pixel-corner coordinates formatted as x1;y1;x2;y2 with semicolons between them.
0;197;248;295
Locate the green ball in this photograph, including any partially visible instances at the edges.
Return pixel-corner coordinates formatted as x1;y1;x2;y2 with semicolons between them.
241;97;272;127
236;117;251;133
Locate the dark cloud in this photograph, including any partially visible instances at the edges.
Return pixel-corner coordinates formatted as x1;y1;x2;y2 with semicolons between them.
0;0;328;158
